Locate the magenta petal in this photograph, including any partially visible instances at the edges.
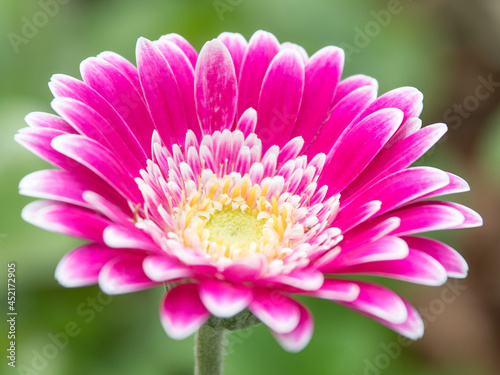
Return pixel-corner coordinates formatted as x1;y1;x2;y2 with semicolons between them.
341;123;448;200
99;254;158;295
403;236;468;278
159;33;198;68
80;57;156;156
292;46;344;146
51;97;144;173
221;257;265;283
271;271;324;291
154;40;201;138
237;31;280;118
48;74;147;162
217;32;248;80
236;108;257;136
25;112;75;133
51;134;142;203
381;299;424;340
320;108;403;195
304;279;360;302
199;279;253;318
195;39;238;133
339;281;408;324
331;74;378;107
19;169;124;210
102;225;159;252
21;200;110;243
308;86;377;156
249;290;300;334
143;255;193;282
337;249;448;286
272;303;314;353
339;167;450;214
97;51;142;93
420;173;470;200
136;38;188;147
321;236;409;272
357;86;423;126
256;49;305;150
432;202;483;229
55;244;122;287
15;128;85;171
160;284;210;340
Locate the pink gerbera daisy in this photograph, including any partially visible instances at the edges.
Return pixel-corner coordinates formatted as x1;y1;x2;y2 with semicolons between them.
17;30;481;357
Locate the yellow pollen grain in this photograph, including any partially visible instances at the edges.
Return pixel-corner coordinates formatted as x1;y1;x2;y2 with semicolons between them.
261;184;268;197
208;183;218;199
247;185;258;206
277;217;285;241
190;193;200;207
282;206;288;222
272;196;279;217
232;185;240;198
222;179;231;195
241;179;248;198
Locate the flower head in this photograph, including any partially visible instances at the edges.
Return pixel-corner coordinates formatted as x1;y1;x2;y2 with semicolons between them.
17;31;482;352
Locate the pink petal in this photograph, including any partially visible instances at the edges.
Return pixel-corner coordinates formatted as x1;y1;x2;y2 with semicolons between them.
99;254;158;294
321;236;409;272
356;87;423;127
331;74;378;107
320;108;403;195
256;49;305;150
420;172;470;200
51;134;142;203
431;202;483;229
21;200;111;243
25;112;75;133
15;128;85;171
19;169;124;210
143;255;193;282
49;74;147;162
334;200;382;232
271;271;324;291
384;202;466;236
402;236;468;278
160;283;210;340
304;278;360;302
336;249;448;286
308;85;377;156
195;39;238;133
159;33;198;68
272;303;314;353
102;225;159;253
80;57;156;156
51;97;144;173
136;38;187;147
339;167;450;215
217;32;248;80
338;281;408;324
292;46;344;146
341;123;448;200
221;257;265;283
97;51;142;93
249;289;300;334
237;31;280;118
378;299;424;340
55;244;122;287
154;40;201;138
198;279;253;318
235;108;257;136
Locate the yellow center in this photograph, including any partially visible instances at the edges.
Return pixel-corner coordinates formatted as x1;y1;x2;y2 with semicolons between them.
168;172;302;264
205;208;265;248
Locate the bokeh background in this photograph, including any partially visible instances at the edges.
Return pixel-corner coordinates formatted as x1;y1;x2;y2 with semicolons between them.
1;0;499;374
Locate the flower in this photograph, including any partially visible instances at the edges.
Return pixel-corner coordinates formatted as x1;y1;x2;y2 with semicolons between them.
17;30;482;352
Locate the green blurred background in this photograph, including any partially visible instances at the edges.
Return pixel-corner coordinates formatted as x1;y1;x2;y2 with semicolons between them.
1;0;499;374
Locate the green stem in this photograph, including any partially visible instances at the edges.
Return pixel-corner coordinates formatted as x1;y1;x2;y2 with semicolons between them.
194;324;225;375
